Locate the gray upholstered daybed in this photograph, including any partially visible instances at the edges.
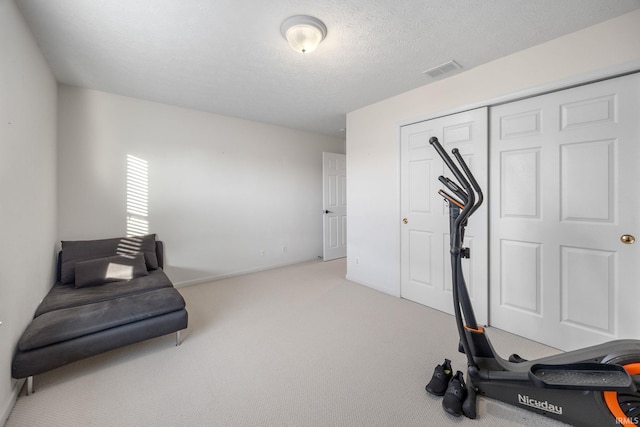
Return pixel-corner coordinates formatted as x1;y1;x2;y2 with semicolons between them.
12;234;188;395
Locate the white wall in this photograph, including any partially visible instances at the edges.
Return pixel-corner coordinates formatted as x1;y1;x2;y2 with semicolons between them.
57;86;345;285
0;0;58;423
346;10;640;296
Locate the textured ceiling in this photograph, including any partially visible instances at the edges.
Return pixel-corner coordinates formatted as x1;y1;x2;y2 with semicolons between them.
15;0;640;137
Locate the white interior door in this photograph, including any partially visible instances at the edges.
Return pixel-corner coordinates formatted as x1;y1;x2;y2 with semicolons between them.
400;108;488;323
323;152;347;261
490;73;640;351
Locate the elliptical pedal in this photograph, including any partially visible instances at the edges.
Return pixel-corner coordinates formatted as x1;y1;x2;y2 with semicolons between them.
529;363;634;391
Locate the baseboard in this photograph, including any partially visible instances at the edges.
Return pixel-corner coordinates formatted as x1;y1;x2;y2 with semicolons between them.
345;274;400;298
1;378;24;425
174;257;320;288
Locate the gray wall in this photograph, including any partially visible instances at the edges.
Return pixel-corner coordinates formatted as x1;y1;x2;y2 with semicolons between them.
57;86;345;285
0;0;58;422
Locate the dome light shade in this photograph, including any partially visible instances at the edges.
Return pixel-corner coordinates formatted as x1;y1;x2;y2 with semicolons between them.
280;15;327;54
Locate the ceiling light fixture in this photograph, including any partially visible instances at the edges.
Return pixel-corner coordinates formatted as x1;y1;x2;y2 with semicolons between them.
280;15;327;54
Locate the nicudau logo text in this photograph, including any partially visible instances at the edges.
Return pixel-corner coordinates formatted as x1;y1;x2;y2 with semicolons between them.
517;394;563;415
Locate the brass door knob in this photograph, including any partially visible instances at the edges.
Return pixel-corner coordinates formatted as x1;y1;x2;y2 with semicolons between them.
621;234;635;244
403;218;408;224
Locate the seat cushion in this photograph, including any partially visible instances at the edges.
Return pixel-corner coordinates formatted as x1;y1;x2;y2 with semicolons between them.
12;309;188;379
35;269;173;317
18;287;186;351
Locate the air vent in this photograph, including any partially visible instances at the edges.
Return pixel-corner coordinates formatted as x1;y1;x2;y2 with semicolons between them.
423;60;462;78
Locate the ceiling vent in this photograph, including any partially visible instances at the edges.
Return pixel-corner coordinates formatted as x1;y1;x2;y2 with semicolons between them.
423;60;462;78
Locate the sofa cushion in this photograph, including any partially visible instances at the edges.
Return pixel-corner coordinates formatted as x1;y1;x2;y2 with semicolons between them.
75;253;149;288
35;269;174;317
18;288;186;351
12;310;188;379
60;234;158;284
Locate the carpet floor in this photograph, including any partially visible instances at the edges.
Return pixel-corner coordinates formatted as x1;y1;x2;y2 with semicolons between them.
6;259;569;426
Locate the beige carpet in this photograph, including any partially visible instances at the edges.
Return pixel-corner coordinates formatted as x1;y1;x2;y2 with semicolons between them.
6;259;569;426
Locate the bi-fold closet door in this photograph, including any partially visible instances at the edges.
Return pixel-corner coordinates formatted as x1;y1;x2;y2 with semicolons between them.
400;72;640;351
489;73;640;351
400;107;489;325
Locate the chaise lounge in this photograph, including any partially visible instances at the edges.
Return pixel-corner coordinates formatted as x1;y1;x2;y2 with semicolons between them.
11;234;188;395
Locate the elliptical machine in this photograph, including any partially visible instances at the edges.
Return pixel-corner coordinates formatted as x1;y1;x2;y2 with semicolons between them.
427;136;640;426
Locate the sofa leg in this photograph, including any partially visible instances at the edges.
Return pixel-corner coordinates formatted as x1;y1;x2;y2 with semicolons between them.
26;376;33;396
176;330;181;346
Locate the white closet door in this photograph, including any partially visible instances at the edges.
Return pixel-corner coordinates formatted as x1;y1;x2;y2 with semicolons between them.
490;73;640;351
400;108;488;324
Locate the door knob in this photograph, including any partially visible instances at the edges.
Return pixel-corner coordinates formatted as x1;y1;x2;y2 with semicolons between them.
403;218;408;224
621;234;636;244
324;210;333;214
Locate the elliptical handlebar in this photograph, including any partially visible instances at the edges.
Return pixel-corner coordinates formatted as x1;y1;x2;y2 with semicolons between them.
429;137;470;192
429;137;483;222
451;148;484;217
430;136;483;366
